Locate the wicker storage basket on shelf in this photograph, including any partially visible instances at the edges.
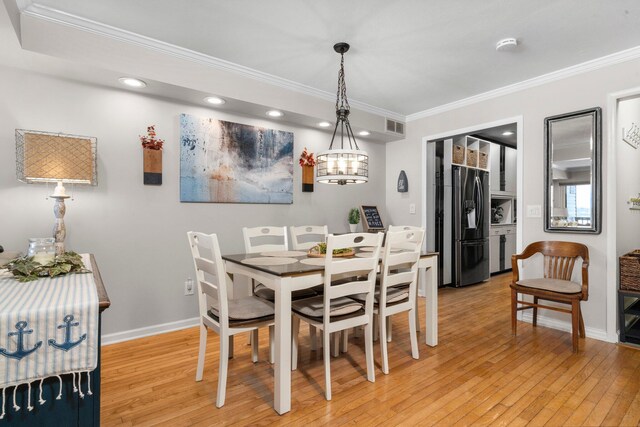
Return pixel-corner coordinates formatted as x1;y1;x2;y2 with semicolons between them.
452;145;465;165
479;152;488;169
466;149;477;167
620;250;640;291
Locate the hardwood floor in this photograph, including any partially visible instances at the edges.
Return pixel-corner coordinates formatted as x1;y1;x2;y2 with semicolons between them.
101;273;640;426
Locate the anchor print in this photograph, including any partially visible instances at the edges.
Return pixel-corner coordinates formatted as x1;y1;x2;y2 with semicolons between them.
48;314;87;352
0;321;43;360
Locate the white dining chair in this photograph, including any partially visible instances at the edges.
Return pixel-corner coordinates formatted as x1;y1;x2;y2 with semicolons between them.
352;229;425;374
242;226;317;303
289;225;328;250
187;231;275;408
289;225;329;351
242;226;288;253
386;224;425;337
291;232;383;400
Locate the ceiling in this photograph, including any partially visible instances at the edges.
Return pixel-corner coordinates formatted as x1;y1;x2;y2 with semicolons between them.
20;0;640;117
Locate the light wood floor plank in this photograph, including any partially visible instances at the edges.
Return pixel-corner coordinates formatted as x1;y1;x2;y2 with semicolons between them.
100;273;640;426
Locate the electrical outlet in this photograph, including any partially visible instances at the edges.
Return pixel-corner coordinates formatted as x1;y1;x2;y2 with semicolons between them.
184;278;194;296
409;203;416;214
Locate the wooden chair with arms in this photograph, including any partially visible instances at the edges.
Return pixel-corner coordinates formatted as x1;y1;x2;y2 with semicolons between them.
510;241;589;352
187;232;275;407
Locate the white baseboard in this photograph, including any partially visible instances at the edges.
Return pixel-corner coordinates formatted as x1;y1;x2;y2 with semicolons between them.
102;317;199;346
520;312;613;343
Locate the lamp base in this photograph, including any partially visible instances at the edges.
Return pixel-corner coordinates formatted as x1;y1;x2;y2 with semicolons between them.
51;196;68;256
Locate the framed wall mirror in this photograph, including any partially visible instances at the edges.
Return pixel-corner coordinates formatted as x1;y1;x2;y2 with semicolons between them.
544;107;601;234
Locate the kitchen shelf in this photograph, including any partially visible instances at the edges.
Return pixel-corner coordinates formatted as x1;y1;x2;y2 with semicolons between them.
449;136;490;171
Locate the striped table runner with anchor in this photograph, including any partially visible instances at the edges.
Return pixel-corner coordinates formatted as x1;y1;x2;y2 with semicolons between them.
0;254;99;419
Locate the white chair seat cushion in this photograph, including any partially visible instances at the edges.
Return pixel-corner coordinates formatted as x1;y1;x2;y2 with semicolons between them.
351;284;409;305
516;278;582;294
292;295;363;318
208;295;274;321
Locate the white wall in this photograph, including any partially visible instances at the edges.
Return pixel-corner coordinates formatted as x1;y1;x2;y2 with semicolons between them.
0;64;387;336
616;95;640;257
386;57;640;340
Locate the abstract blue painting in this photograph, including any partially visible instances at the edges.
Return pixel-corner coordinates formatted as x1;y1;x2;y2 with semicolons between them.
180;113;294;203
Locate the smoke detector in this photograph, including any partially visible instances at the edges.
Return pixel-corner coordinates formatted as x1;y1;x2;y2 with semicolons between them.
496;38;518;51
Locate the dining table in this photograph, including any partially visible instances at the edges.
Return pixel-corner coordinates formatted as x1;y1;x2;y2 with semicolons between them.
222;249;439;415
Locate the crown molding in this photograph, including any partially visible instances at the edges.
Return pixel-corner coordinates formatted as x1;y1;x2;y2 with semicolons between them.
19;3;406;122
407;44;640;122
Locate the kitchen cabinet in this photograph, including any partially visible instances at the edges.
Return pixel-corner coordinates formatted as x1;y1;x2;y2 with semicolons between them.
505;146;517;194
490;225;517;274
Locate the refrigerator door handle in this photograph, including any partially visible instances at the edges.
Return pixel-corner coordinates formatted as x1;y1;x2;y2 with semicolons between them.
475;175;483;228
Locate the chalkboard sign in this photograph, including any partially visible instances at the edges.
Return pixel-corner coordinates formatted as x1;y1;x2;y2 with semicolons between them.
360;205;385;231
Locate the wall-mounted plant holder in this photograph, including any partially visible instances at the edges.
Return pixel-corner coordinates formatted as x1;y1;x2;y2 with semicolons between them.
302;165;314;192
140;125;164;185
143;149;162;185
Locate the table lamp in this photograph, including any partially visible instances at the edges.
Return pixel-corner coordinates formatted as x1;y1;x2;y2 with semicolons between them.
16;129;97;255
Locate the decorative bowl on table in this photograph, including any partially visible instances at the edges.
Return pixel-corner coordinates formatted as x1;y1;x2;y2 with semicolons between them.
307;242;355;258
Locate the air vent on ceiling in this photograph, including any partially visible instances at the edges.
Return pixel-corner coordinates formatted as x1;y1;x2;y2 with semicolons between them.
385;118;405;136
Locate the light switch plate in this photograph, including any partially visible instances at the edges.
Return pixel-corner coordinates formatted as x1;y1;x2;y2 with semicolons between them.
409;203;416;214
527;205;541;218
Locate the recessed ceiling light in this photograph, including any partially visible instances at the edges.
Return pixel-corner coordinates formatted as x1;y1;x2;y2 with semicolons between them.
502;131;515;136
318;121;331;128
118;77;147;88
496;38;518;51
204;96;226;105
358;131;370;136
266;110;284;118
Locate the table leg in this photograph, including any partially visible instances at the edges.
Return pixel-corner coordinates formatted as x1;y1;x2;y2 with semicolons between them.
274;277;292;414
425;263;438;347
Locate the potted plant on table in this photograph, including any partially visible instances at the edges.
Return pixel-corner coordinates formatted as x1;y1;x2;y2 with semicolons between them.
348;207;360;232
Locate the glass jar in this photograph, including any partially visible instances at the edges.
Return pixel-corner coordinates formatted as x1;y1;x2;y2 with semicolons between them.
27;238;55;265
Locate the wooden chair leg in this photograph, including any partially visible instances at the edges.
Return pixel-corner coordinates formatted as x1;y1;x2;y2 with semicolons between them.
341;329;348;353
511;289;518;336
229;335;234;359
578;304;585;338
364;319;375;383
323;330;332;400
216;331;229;408
380;313;389;375
532;296;538;327
310;324;317;351
571;300;580;353
373;314;379;342
386;317;393;343
408;309;419;360
292;317;299;371
195;324;207;381
251;329;259;363
332;332;340;357
269;325;274;364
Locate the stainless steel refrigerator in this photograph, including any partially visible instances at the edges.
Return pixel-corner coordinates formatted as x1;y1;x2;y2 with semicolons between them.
452;166;490;287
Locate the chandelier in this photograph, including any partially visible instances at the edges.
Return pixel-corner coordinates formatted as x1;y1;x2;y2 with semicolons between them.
316;42;368;185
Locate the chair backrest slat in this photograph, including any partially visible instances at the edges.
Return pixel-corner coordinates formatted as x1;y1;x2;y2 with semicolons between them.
290;225;328;250
243;226;288;253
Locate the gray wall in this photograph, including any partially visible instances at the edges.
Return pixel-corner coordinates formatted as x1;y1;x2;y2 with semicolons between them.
386;57;640;339
0;64;387;336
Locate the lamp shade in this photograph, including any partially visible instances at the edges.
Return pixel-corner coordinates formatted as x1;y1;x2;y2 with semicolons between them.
316;149;368;185
16;129;97;185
